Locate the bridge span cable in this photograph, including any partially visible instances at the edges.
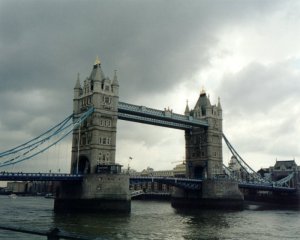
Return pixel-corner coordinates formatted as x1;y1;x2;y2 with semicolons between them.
0;114;73;157
0;107;94;168
0;117;76;164
222;133;268;183
273;172;294;187
222;164;237;180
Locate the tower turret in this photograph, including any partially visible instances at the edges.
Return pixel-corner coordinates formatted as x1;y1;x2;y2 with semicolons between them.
73;73;82;114
184;100;190;116
185;87;223;179
91;57;104;92
112;70;119;96
55;58;130;213
70;58;120;174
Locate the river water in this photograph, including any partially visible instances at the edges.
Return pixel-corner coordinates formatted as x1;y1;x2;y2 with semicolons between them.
0;196;299;239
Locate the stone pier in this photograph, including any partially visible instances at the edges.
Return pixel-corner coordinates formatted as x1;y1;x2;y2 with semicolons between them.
171;179;244;210
54;174;130;213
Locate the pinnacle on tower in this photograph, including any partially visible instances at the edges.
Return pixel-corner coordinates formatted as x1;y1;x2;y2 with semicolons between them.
184;100;190;115
217;97;222;109
74;73;81;89
200;86;206;96
94;56;101;65
90;56;105;81
112;70;119;86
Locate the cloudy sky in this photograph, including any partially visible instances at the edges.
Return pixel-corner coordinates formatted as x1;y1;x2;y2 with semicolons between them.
1;0;300;173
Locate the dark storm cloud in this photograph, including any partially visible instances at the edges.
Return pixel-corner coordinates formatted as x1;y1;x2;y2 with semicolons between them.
0;0;282;95
0;0;289;171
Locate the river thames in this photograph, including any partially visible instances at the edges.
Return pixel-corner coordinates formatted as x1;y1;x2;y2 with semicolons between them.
0;196;299;239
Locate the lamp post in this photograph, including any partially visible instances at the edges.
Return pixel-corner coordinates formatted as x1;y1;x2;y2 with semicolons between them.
127;156;133;174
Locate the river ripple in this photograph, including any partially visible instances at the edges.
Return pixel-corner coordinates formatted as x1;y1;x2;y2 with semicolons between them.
0;196;299;239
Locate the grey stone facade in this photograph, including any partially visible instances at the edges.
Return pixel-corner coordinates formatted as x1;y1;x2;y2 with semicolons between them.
185;90;223;179
71;58;119;174
54;59;130;213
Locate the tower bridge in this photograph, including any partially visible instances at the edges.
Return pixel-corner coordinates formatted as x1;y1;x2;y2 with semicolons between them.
0;58;298;212
117;101;208;130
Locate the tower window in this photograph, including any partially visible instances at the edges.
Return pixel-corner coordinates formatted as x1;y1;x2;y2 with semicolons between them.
106;152;110;161
103;96;111;104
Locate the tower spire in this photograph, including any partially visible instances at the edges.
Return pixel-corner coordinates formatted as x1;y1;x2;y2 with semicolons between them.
184;99;190;116
200;86;206;95
218;97;222;109
90;56;104;81
74;73;81;89
94;56;101;65
112;70;119;86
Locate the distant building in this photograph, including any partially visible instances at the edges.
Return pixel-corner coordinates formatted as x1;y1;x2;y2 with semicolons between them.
228;155;248;181
129;165;186;193
173;163;186;178
258;159;300;187
140;167;173;177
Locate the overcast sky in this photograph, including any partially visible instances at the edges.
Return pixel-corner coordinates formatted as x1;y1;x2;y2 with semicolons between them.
1;0;300;173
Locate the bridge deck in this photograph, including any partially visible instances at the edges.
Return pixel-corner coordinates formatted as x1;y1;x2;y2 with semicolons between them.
0;173;296;193
0;172;83;181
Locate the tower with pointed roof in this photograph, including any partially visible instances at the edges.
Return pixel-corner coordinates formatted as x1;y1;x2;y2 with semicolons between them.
55;58;130;213
185;89;223;179
70;58;120;174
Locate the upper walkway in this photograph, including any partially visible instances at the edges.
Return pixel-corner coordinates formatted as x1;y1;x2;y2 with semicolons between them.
118;101;208;130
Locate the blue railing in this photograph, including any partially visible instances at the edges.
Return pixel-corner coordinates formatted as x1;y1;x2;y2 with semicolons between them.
0;172;83;181
118;101;208;130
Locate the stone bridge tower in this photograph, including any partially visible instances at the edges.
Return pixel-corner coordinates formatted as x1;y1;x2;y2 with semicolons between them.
54;58;130;213
173;89;243;209
185;89;223;179
71;57;119;174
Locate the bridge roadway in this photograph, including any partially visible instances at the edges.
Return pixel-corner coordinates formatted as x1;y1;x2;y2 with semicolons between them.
0;173;296;193
0;172;83;181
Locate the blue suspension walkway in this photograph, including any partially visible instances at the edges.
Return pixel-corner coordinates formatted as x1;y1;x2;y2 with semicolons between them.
0;172;295;193
0;172;83;181
118;101;208;130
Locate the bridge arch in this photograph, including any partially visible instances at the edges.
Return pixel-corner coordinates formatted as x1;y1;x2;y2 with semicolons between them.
77;155;91;174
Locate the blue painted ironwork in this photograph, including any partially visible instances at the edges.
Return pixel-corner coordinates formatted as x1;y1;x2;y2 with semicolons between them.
238;182;297;193
118;101;208;130
0;107;94;168
129;176;297;193
0;172;83;181
0;172;296;193
223;134;269;183
273;172;295;188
